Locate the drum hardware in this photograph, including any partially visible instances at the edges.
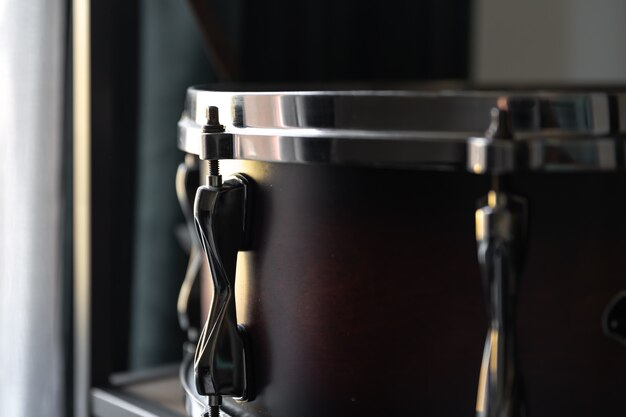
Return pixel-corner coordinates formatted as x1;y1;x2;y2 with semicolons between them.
176;154;203;342
176;87;626;417
603;291;626;346
179;90;622;172
475;106;528;417
198;106;234;163
180;343;205;417
467;105;519;175
193;106;252;417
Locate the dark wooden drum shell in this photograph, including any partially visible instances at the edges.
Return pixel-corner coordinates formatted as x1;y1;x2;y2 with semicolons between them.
198;160;626;417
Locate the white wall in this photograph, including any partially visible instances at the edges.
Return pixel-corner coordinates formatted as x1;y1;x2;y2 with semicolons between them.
473;0;626;84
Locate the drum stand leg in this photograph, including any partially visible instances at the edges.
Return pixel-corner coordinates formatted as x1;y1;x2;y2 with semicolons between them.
475;189;527;417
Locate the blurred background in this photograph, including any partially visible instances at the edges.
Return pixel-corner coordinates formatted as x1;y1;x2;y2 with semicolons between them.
0;0;625;416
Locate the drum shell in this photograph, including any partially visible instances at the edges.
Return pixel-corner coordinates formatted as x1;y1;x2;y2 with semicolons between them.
199;160;626;417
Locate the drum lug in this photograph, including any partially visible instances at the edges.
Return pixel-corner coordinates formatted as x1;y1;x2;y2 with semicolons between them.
176;154;203;342
192;106;252;411
475;190;527;417
194;173;251;403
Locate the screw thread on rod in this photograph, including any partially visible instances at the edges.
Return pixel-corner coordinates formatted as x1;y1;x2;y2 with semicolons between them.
207;106;219;124
208;160;220;176
202;405;220;417
208;405;220;417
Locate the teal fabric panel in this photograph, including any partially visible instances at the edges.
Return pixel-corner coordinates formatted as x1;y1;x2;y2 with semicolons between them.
130;0;214;369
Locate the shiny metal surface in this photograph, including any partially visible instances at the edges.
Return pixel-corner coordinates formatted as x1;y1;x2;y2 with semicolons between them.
181;346;207;417
475;192;527;417
176;155;203;342
178;87;626;172
181;347;233;417
193;174;251;402
0;1;65;417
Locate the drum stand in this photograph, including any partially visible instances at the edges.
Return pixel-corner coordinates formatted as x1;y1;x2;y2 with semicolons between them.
474;108;528;417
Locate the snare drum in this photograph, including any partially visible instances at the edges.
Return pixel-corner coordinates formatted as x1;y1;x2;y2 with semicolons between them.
176;87;626;417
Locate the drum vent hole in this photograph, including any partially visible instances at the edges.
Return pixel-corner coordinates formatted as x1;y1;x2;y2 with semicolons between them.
603;291;626;345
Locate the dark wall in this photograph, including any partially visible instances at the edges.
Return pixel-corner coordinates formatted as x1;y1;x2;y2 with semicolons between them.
241;0;470;82
90;0;140;381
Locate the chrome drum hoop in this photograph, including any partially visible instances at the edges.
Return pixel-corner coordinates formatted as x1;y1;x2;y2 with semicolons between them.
178;87;626;173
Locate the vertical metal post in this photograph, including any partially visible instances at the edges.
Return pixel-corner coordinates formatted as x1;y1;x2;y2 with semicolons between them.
73;0;91;414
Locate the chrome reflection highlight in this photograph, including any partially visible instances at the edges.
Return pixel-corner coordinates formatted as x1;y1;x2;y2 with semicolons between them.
193;174;251;404
178;87;625;173
475;191;527;417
